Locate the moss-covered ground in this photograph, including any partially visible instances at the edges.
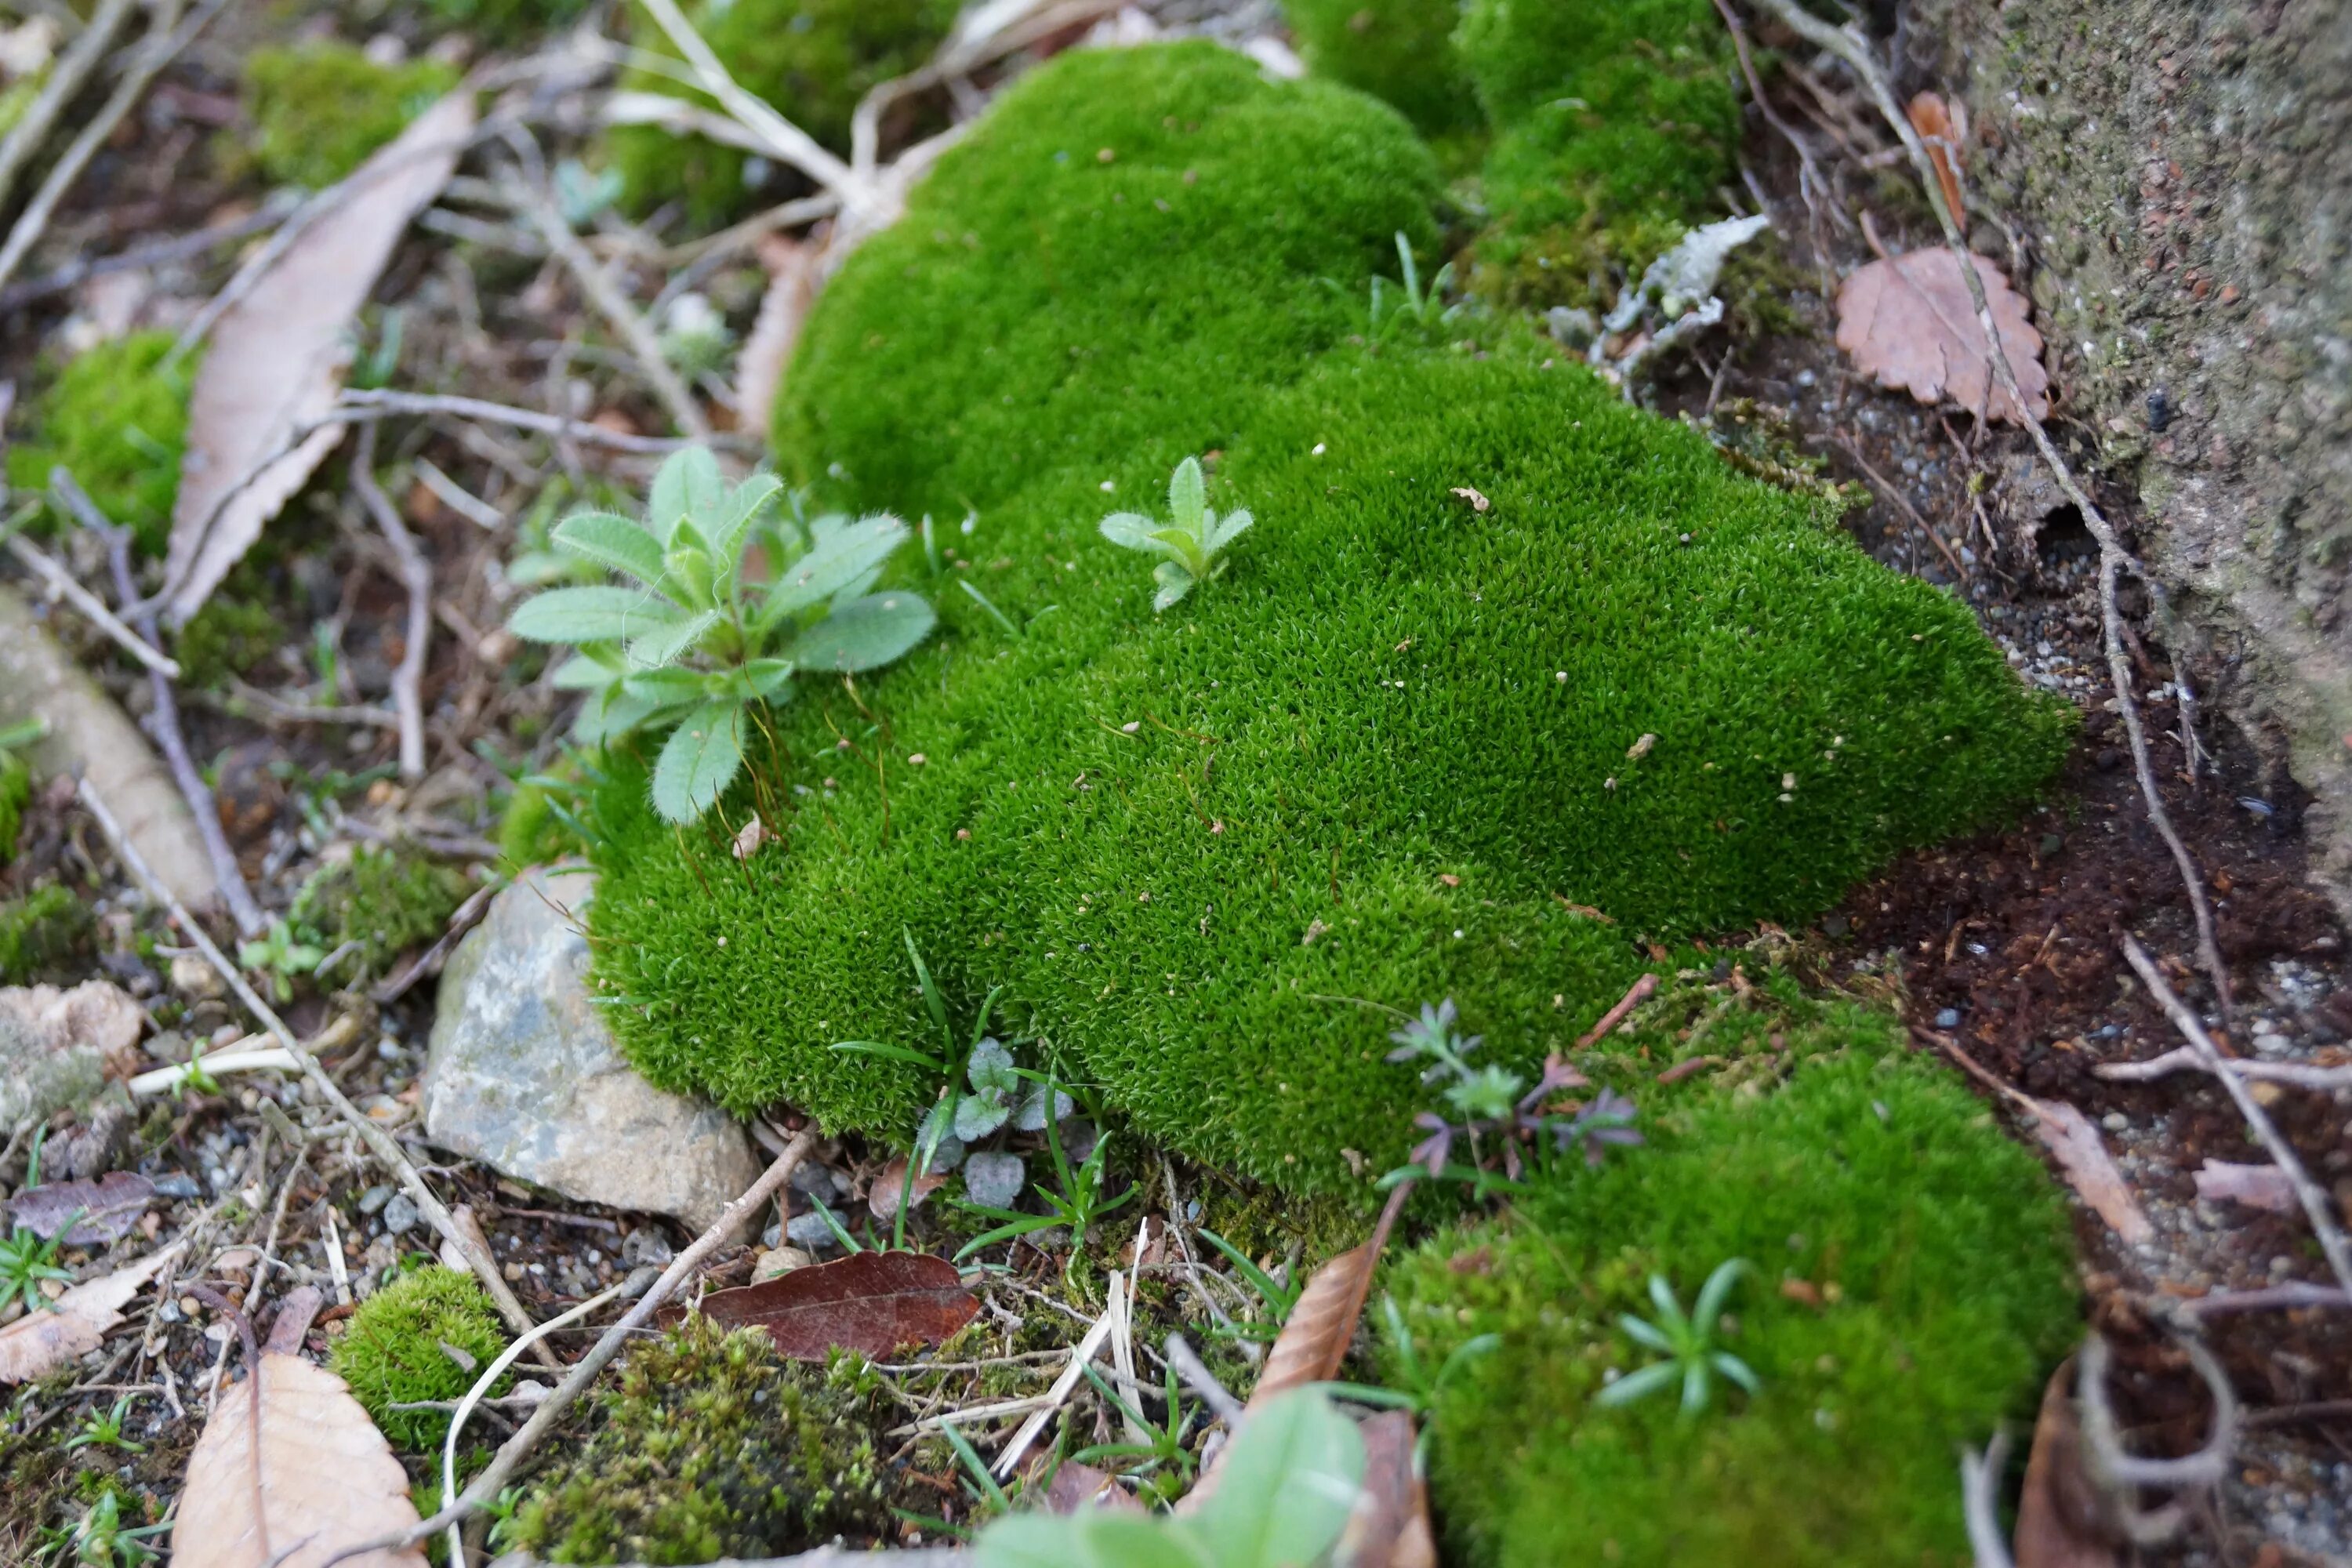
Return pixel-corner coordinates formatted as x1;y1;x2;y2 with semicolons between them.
243;42;460;191
573;42;2067;1201
289;844;470;985
5;330;191;557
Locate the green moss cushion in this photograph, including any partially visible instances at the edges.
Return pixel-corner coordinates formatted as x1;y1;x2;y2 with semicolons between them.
1384;1009;2078;1565
5;331;191;557
576;42;2065;1196
1286;0;1482;140
243;42;461;191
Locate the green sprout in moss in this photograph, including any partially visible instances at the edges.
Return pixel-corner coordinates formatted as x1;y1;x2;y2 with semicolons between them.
1381;998;1642;1192
1098;456;1254;612
1360;230;1462;341
0;1221;74;1316
330;1265;511;1451
34;1491;164;1568
172;1044;223;1102
64;1395;146;1454
1072;1359;1198;1487
238;918;323;1003
1329;1294;1499;1465
1597;1258;1759;1416
508;446;936;824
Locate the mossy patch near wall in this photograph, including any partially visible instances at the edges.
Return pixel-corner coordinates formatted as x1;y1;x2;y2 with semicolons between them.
5;331;191;557
573;43;2067;1199
289;844;468;983
0;884;91;984
1383;1000;2078;1566
244;42;460;191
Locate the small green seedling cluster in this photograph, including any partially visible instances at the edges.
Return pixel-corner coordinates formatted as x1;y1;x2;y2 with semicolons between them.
1098;456;1254;612
0;1221;74;1316
1597;1258;1760;1417
238;918;324;1003
510;447;936;823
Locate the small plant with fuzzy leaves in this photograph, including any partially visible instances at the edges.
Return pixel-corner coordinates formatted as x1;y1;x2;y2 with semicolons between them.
508;447;935;823
1596;1258;1761;1417
1098;456;1253;612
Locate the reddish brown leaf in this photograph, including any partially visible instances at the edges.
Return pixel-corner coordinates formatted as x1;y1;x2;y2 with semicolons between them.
2026;1098;2154;1247
867;1156;949;1221
1247;1182;1410;1410
2014;1357;2122;1568
695;1250;979;1360
1835;247;2049;425
0;1243;176;1384
1906;91;1966;227
6;1171;155;1245
1039;1458;1143;1515
1334;1409;1436;1568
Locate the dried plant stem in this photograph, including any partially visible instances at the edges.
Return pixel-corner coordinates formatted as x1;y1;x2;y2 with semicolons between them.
631;0;866;207
332;388;717;453
0;0;136;212
75;776;550;1348
1744;0;2232;1019
3;533;181;680
2094;1047;2352;1091
2122;937;2352;1301
348;424;434;779
0;199;289;311
1958;1428;2014;1568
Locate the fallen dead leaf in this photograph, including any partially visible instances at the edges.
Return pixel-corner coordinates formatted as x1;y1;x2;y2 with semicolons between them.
733;233;821;436
5;1171;156;1246
0;1243;177;1383
164;90;476;626
731;813;771;861
866;1156;949;1221
1906;91;1967;227
2191;1159;2296;1214
693;1250;979;1360
1038;1457;1145;1515
1334;1408;1436;1568
1834;247;2049;425
173;1287;426;1568
2013;1356;2122;1568
1248;1186;1410;1410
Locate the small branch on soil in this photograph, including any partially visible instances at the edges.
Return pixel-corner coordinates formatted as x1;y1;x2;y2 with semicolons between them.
2122;937;2352;1302
0;0;136;214
75;776;557;1356
4;532;180;679
338;1127;817;1566
349;424;435;779
2094;1047;2352;1091
2170;1283;2352;1317
0;198;290;311
375;880;501;1004
205;680;400;731
332;388;724;454
1165;1331;1246;1428
2077;1329;2236;1544
1957;1428;2013;1568
1742;0;2234;1021
848;0;1127;177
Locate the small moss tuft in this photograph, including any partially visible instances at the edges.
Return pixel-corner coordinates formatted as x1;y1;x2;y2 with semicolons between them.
422;0;590;43
243;42;461;191
5;331;191;557
503;1316;890;1563
1286;0;1483;140
330;1266;510;1451
0;884;93;984
0;750;27;866
175;594;281;689
290;844;468;982
1383;1003;2078;1566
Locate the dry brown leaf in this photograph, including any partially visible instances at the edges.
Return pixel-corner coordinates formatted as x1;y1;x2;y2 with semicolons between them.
173;1323;426;1568
2013;1357;2122;1568
5;1171;156;1246
1834;247;2049;425
2026;1099;2154;1247
2191;1159;2296;1214
693;1250;980;1359
1038;1457;1144;1515
1247;1186;1410;1410
1906;91;1966;227
733;234;821;436
0;1243;176;1383
866;1156;948;1221
164;91;476;626
1334;1409;1436;1568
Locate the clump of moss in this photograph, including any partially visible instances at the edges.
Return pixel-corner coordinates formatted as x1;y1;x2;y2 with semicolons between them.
1286;0;1482;140
5;331;191;557
0;885;92;984
1454;0;1741;309
289;844;468;982
330;1266;510;1451
570;42;2065;1200
175;595;281;689
0;750;27;866
244;42;461;191
1382;1000;2078;1566
608;0;957;227
503;1316;889;1563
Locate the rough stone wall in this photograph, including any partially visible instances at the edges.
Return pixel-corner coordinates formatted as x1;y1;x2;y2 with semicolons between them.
1915;0;2352;905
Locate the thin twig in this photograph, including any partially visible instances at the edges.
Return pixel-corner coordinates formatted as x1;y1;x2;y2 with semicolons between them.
1165;1332;1245;1428
206;680;400;731
75;777;550;1348
348;425;434;779
0;200;289;311
2122;937;2352;1300
1744;0;2234;1021
4;533;180;679
631;0;866;206
0;0;136;213
1828;434;1971;581
2077;1329;2236;1544
2094;1047;2352;1091
56;469;267;936
333;388;718;453
1958;1428;2014;1568
374;879;500;1004
2169;1283;2352;1317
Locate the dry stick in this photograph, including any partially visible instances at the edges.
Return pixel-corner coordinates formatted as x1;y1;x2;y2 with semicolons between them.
74;777;557;1356
2077;1329;2237;1544
632;0;866;207
332;1129;818;1566
347;425;434;779
1708;0;1840;302
2;532;181;679
2122;937;2352;1302
1744;0;2234;1022
1831;434;1971;582
2094;1047;2352;1091
1957;1428;2014;1568
0;0;223;296
0;199;288;310
0;0;136;212
57;469;267;936
848;0;1127;176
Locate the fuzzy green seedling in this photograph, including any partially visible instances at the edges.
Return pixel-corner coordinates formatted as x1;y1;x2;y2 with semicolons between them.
1597;1258;1760;1416
64;1394;147;1454
1098;456;1254;612
238;918;323;1003
510;447;936;823
1323;1294;1500;1466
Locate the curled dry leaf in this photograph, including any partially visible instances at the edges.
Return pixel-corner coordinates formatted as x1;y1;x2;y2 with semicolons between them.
2013;1356;2122;1568
1905;90;1967;227
1334;1408;1436;1568
1039;1457;1145;1515
173;1308;426;1568
1834;247;2049;425
2027;1098;2154;1247
5;1171;155;1246
866;1156;949;1221
0;1243;177;1384
693;1249;980;1359
1450;485;1490;514
164;90;476;626
1247;1183;1410;1411
2192;1159;2297;1214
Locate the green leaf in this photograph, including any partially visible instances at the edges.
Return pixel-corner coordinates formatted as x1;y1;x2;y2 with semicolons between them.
624;608;720;671
788;591;936;673
1594;1359;1679;1408
552;511;670;590
650;700;744;823
510;586;681;645
620;667;709;704
1150;561;1195;612
1694;1257;1749;1328
648;447;724;546
1098;512;1160;552
980;1513;1212;1568
966;1037;1018;1096
1209;507;1254;552
828;1040;946;1069
706;474;783;572
1168;455;1207;533
548;650;623;691
1196;1386;1362;1568
742;658;797;699
763;514;912;621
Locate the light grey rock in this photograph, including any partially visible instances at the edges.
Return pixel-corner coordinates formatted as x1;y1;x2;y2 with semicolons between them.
0;981;140;1133
424;870;757;1232
381;1192;420;1236
786;1209;841;1251
961;1150;1027;1210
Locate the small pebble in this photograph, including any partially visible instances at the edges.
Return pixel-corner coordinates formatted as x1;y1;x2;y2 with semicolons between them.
381;1192;420;1236
785;1210;841;1251
2101;1112;2129;1133
1933;1008;1962;1029
356;1184;395;1216
753;1246;817;1283
622;1227;674;1269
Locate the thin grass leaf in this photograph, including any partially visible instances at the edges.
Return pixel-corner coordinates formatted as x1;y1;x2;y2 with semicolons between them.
1593;1359;1679;1408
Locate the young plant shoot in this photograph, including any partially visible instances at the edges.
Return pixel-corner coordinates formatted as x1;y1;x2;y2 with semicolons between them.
1098;456;1254;611
508;448;935;823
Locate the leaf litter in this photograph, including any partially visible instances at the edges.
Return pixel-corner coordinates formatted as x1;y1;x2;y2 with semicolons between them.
1835;246;2049;424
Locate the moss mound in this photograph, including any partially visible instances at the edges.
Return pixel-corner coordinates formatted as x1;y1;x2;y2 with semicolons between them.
244;42;460;191
0;884;92;984
1287;0;1481;140
572;42;2066;1199
290;844;468;983
609;0;957;227
503;1316;888;1563
0;750;27;867
5;331;191;557
1384;1001;2078;1565
330;1266;510;1451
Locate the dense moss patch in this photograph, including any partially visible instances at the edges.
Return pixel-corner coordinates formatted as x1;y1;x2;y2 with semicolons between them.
0;885;92;984
330;1266;510;1451
503;1317;888;1563
290;844;469;983
0;751;27;868
609;0;957;226
1383;1000;2078;1565
1286;0;1481;140
244;42;460;191
574;43;2066;1198
5;331;191;557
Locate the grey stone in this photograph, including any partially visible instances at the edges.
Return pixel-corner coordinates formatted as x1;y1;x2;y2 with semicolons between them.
424;871;758;1232
357;1184;395;1215
622;1226;673;1269
1933;1008;1962;1029
785;1209;842;1251
0;982;141;1132
381;1192;420;1236
961;1151;1027;1210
